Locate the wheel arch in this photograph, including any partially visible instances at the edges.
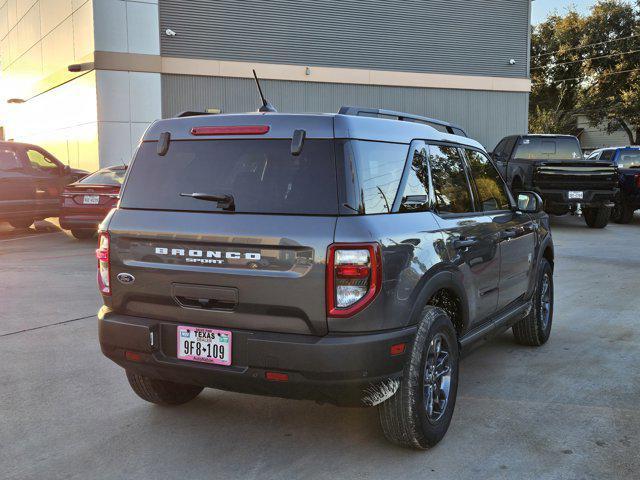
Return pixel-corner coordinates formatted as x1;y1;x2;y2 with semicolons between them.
408;268;469;338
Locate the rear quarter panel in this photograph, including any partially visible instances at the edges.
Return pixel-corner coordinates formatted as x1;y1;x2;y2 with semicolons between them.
331;212;447;332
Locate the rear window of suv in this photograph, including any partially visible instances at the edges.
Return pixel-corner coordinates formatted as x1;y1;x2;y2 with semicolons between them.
120;139;339;215
514;137;582;161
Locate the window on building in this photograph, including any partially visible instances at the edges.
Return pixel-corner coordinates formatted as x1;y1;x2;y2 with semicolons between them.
429;145;473;214
465;149;511;211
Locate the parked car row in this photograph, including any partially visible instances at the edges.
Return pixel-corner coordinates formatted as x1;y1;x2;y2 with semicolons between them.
0;141;126;238
491;134;621;228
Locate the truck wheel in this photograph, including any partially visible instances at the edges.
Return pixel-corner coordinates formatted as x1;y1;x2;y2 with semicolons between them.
126;371;203;405
611;204;634;224
378;306;459;449
583;206;610;228
9;218;34;229
71;229;96;240
513;258;553;346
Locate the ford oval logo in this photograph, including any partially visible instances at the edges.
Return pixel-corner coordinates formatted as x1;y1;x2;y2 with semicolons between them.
117;273;135;284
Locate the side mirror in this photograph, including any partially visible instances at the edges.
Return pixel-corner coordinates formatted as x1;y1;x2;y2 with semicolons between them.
517;191;543;213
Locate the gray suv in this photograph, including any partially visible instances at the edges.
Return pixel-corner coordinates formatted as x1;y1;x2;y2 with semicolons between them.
97;107;554;449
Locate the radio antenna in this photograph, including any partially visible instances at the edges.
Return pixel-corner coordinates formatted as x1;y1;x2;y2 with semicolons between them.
253;69;277;113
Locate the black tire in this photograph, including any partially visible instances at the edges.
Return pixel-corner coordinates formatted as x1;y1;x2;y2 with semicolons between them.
8;218;34;229
378;306;459;449
611;203;634;224
71;229;96;240
513;258;553;346
583;206;610;228
126;371;203;406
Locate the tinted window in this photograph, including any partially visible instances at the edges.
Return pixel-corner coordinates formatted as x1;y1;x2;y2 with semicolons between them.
80;167;127;186
341;140;408;214
121;140;338;215
399;145;429;213
599;150;614;161
26;149;59;175
514;137;582;161
0;148;22;171
465;149;511;211
429;145;473;214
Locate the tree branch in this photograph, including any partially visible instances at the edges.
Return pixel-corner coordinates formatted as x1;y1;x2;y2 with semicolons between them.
618;119;635;145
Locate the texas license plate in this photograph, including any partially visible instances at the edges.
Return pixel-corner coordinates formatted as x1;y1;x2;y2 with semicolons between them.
83;195;100;204
176;326;232;366
568;191;583;200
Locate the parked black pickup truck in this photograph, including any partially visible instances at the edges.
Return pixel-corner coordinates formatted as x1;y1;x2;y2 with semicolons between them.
492;134;618;228
586;146;640;224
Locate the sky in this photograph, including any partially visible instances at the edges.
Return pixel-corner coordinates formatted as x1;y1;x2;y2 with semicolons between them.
531;0;606;24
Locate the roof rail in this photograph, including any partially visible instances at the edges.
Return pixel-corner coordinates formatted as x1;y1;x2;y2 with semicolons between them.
338;106;467;137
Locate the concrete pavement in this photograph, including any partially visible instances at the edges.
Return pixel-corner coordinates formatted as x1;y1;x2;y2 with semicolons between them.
1;215;639;479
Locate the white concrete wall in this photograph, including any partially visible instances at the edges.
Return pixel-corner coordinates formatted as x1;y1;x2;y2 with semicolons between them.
0;0;98;170
93;0;161;167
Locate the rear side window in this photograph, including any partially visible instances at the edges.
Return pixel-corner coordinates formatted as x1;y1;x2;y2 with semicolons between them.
429;145;473;214
399;144;430;213
464;149;511;211
120;139;338;215
514;137;582;161
0;148;22;171
26;149;60;174
340;140;409;214
80;168;127;186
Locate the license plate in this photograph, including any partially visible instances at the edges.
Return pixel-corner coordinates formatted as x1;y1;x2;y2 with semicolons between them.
83;195;100;204
568;191;583;200
176;326;232;366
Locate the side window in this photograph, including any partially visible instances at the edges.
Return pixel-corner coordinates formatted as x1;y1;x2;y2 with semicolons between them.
492;139;506;157
399;145;430;213
465;149;511;211
26;149;59;175
347;141;409;214
600;150;614;162
428;145;474;214
0;148;23;171
504;137;517;158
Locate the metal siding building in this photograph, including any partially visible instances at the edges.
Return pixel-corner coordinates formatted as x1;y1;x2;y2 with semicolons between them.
0;0;532;169
158;0;532;150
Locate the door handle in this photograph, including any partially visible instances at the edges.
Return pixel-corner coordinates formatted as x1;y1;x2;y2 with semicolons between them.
453;237;478;249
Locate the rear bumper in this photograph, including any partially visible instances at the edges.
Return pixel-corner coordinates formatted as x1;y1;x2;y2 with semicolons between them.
536;188;617;207
59;213;106;230
98;307;416;406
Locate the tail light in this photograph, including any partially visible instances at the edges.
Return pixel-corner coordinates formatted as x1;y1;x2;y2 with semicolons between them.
327;243;381;317
96;232;111;295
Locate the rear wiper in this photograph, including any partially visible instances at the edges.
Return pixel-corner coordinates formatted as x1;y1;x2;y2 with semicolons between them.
180;192;235;211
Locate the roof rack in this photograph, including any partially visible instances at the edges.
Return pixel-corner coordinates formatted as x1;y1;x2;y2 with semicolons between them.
338;106;467;137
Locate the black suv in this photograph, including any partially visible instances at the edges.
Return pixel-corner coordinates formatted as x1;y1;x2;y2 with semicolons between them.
97;107;554;449
0;141;88;229
492;134;618;228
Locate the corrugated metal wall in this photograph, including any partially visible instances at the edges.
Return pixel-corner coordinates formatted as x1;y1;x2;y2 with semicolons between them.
159;0;530;78
577;115;630;150
162;75;528;150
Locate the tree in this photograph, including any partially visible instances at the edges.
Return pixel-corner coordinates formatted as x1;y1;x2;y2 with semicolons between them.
530;10;586;134
578;1;640;144
530;1;640;144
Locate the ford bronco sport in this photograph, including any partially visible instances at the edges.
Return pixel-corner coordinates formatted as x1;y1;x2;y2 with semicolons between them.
97;107;554;449
492;134;618;228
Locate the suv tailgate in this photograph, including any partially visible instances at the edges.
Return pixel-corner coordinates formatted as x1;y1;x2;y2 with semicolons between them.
107;209;335;335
